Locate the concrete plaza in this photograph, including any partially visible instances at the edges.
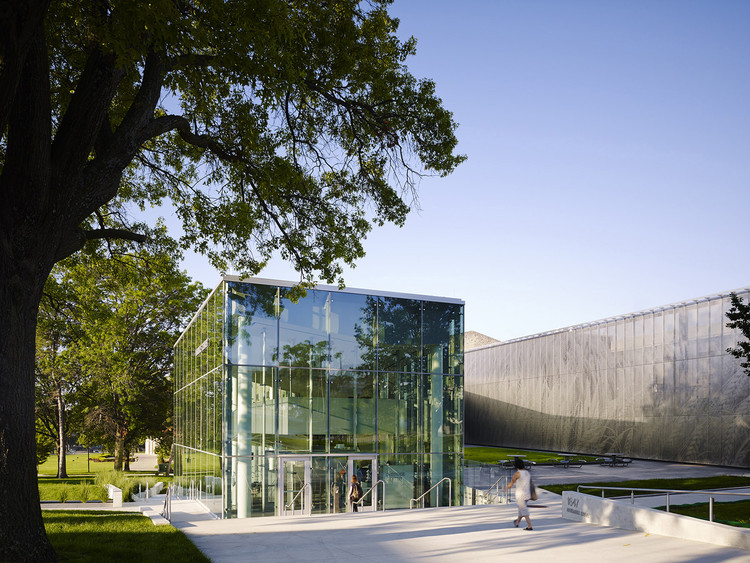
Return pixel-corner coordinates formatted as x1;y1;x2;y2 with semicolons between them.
40;457;750;561
165;459;750;562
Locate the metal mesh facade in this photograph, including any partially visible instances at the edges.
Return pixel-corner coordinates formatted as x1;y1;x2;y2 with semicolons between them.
465;288;750;468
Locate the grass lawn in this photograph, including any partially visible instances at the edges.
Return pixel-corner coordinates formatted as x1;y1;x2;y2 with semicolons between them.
542;475;750;497
43;510;209;562
655;499;750;528
38;453;160;476
39;454;172;502
465;446;599;464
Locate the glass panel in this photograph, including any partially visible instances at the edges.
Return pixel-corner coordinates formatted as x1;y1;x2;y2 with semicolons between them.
422;301;464;375
378;297;421;373
226;282;278;366
329;370;376;452
330;457;349;513
279;289;329;368
378;372;419;453
330;292;376;370
277;367;327;452
423;374;463;454
379;454;419;509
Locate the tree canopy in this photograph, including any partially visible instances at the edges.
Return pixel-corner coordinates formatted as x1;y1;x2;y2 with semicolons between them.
726;292;750;377
0;1;463;559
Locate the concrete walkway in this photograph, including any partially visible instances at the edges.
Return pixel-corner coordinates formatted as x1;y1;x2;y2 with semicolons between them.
42;458;750;561
168;493;750;562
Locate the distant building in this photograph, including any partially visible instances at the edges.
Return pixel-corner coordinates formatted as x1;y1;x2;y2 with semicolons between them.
173;277;464;518
466;287;750;468
465;331;500;350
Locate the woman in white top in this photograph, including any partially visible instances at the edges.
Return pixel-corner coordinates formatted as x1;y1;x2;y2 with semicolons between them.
504;457;533;530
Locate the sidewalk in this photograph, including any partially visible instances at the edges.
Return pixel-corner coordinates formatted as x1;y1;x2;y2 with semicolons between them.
168;493;749;562
41;458;750;561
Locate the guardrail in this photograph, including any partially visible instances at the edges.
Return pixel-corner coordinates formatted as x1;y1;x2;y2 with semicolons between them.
486;475;509;504
356;479;385;511
161;484;172;522
284;483;311;516
410;478;452;509
576;485;750;522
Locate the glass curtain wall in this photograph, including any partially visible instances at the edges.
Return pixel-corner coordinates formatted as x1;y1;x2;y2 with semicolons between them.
174;279;464;518
465;289;750;468
173;287;224;514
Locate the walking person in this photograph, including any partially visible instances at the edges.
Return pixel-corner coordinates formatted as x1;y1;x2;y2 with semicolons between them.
504;457;533;530
348;474;363;512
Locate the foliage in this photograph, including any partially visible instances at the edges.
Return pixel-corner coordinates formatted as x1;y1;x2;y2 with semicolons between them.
725;292;750;376
1;1;463;558
54;232;207;470
43;511;210;562
36;425;56;466
35;272;90;477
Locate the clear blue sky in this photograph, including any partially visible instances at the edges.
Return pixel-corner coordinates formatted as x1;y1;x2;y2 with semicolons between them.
174;0;750;341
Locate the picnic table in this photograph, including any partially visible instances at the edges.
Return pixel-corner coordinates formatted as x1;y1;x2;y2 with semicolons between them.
600;453;632;467
548;453;577;468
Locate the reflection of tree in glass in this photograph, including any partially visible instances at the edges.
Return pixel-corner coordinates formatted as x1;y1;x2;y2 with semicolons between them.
356;297;422;372
422;301;463;374
279;340;329;370
352;296;378;370
226;282;279;356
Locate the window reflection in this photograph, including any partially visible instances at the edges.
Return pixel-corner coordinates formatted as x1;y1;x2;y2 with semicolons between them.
378;297;421;373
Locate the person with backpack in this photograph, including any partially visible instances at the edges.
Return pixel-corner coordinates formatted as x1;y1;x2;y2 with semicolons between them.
349;474;363;512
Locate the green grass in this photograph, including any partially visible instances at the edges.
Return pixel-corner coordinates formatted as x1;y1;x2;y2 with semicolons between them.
542;475;750;497
465;446;599;464
38;478;110;502
39;472;173;502
38;453;158;476
655;499;750;528
43;510;209;562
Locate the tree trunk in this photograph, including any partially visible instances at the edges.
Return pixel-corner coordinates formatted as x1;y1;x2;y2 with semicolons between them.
114;425;126;472
56;383;67;478
124;445;131;472
0;273;57;561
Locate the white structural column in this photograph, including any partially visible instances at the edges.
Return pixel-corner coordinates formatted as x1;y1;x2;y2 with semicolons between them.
236;316;252;518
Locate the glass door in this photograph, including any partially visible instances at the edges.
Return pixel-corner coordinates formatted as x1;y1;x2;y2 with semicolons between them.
348;456;378;512
279;457;311;516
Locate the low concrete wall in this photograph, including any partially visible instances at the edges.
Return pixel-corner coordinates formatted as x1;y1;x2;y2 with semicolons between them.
562;491;750;551
105;484;122;508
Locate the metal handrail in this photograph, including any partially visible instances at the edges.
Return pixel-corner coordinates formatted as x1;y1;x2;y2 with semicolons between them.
486;475;509;504
161;484;172;522
284;483;311;516
356;480;385;511
576;485;750;522
410;477;452;509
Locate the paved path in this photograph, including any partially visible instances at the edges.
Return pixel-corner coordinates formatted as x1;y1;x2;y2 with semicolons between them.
168;493;749;562
42;458;750;561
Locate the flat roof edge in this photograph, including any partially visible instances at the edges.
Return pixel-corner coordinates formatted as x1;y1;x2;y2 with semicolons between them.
468;285;750;351
221;275;465;305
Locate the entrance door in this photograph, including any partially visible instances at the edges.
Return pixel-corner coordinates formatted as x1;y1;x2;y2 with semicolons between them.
279;457;311;516
348;456;378;512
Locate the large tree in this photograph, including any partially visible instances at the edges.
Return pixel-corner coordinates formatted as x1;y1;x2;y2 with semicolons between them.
72;236;206;471
0;1;463;558
35;270;89;479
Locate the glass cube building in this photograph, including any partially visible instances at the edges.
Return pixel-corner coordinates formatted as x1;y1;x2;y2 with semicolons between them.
173;277;464;518
466;287;750;468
